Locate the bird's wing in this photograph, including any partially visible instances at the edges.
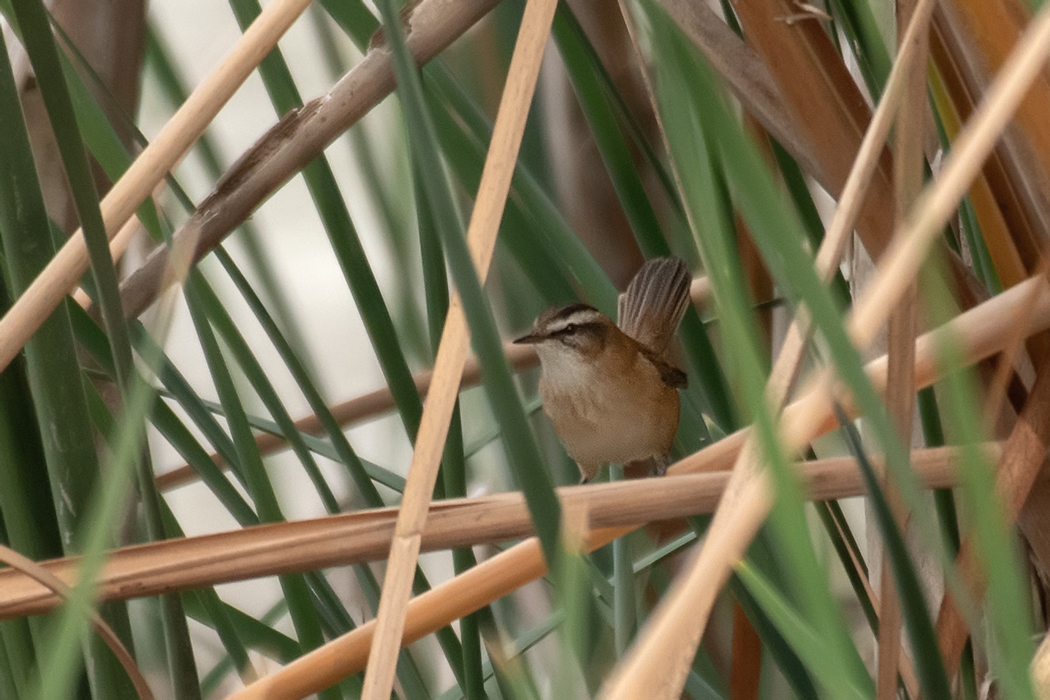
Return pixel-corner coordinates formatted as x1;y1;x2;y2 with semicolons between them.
641;347;688;389
617;257;692;354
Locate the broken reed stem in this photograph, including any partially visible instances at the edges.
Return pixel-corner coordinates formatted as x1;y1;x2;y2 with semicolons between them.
225;275;1050;700
0;0;313;374
360;0;559;697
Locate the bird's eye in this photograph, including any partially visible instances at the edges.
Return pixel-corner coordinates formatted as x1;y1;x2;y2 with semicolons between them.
564;323;576;333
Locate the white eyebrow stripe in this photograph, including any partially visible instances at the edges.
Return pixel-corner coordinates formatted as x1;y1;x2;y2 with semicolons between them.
546;309;603;333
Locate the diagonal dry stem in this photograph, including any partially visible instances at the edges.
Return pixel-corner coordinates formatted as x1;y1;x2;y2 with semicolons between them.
359;1;559;697
877;0;929;695
115;0;500;320
849;5;1050;349
0;0;313;373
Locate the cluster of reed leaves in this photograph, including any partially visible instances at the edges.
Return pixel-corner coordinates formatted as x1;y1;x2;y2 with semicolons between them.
0;0;1044;697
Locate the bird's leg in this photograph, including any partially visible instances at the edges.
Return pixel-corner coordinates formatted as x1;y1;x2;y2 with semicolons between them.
650;454;671;477
578;462;602;484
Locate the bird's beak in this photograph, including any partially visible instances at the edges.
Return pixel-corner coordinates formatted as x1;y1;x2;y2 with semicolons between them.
513;331;542;345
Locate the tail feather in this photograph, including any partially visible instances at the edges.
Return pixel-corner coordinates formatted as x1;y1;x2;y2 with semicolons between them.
617;257;692;354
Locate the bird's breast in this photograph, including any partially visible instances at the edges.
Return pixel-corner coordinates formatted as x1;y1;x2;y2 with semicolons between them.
538;351;679;468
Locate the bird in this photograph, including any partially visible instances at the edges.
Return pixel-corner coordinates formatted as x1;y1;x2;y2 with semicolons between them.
514;257;692;483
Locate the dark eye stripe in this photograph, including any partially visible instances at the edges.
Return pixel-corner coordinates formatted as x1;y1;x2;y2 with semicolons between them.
549;321;602;339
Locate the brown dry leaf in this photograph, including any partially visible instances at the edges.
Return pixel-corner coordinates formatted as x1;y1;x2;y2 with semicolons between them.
657;0;823;181
730;0;895;259
947;0;1050;199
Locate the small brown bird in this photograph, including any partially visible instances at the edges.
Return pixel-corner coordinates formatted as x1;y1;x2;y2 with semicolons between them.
514;257;691;483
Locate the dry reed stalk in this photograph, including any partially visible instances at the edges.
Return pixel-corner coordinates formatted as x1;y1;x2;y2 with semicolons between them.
360;0;558;695
850;6;1050;349
600;3;1050;696
0;448;968;620
935;351;1050;676
0;0;312;373
876;1;929;695
155;278;712;491
0;545;154;700
227;275;1050;700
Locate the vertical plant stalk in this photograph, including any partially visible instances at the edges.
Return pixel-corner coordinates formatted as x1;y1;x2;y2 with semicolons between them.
360;0;559;696
416;158;485;696
876;0;928;696
0;0;313;374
